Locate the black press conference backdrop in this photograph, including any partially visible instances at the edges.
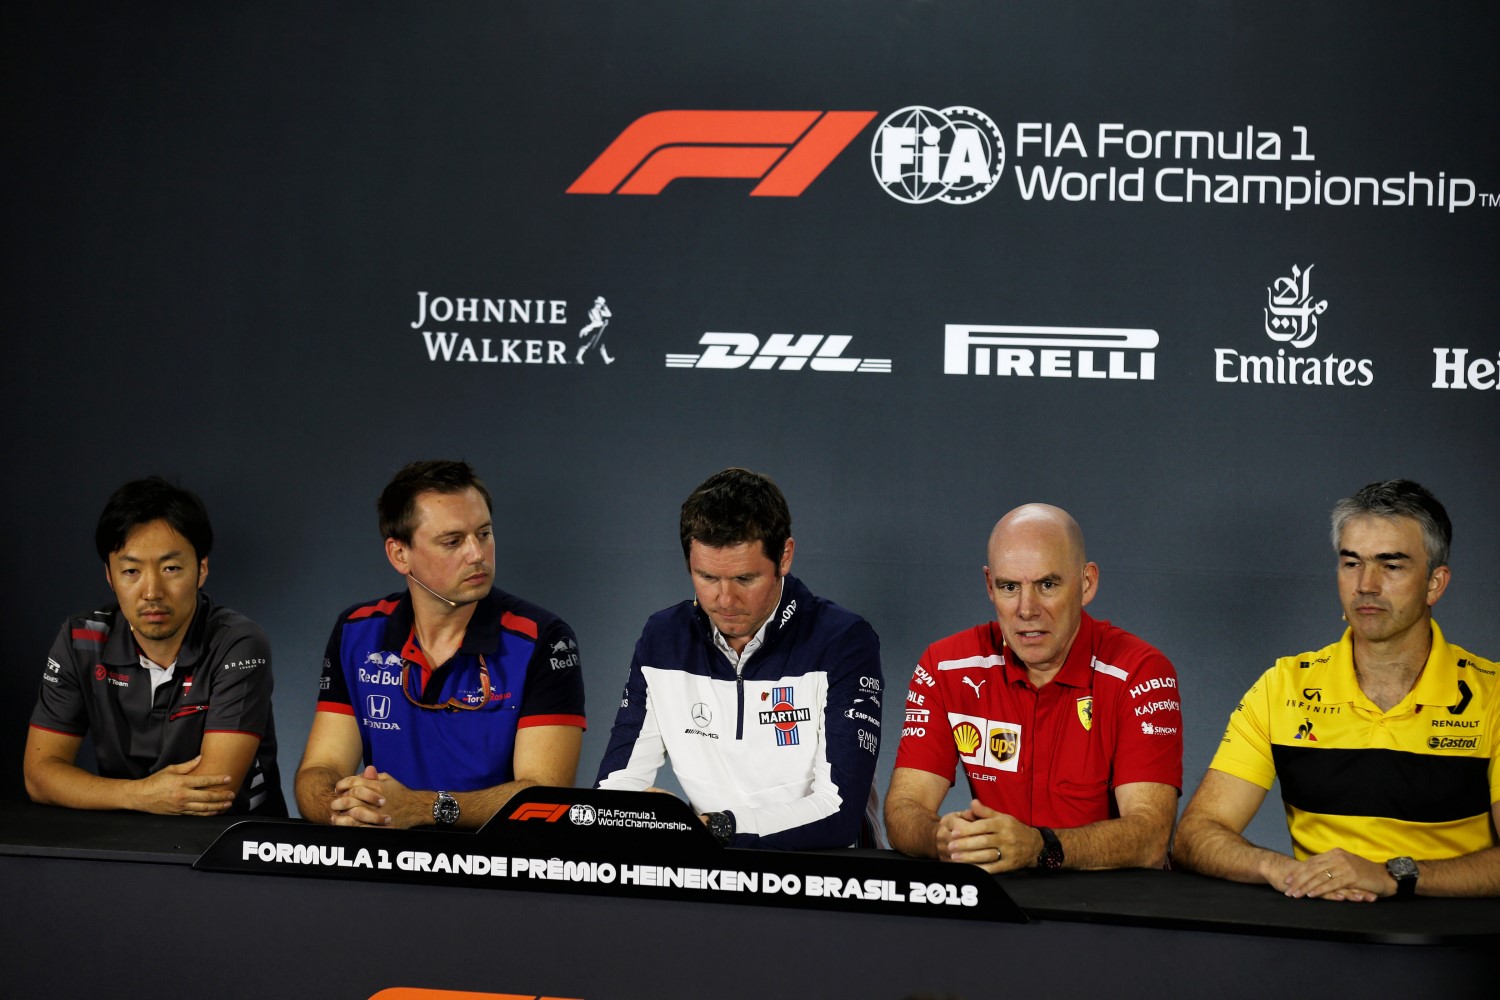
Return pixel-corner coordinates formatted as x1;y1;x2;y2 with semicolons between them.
6;2;1497;853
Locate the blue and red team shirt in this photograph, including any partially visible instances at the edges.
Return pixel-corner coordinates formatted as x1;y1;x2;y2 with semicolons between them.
315;587;585;793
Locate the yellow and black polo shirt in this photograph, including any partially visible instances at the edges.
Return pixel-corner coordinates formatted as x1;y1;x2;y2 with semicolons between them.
1210;621;1498;861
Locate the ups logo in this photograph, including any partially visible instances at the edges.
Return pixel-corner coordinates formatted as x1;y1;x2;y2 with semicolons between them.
990;727;1019;762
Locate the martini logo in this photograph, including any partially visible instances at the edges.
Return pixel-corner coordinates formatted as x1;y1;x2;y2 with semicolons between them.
667;332;890;372
872;106;1005;204
945;325;1157;379
568;110;876;196
1215;266;1373;386
953;721;983;758
989;726;1019;763
760;686;811;746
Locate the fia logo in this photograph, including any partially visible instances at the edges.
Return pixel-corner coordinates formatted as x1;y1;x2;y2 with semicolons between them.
367;695;392;721
871;106;1005;204
667;332;891;373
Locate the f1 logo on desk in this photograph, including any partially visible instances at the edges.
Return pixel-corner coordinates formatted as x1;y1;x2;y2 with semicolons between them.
568;110;876;196
509;803;570;822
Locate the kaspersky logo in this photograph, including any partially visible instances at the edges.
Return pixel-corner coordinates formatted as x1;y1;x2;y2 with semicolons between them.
568;111;876;196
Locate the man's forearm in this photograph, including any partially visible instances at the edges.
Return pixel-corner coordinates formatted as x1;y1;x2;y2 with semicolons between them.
1414;847;1500;897
447;778;539;829
885;797;940;859
293;766;342;824
1057;812;1171;870
1173;814;1290;883
26;759;134;811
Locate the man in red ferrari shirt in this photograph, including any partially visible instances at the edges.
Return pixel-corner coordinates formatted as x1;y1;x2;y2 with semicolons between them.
885;503;1182;873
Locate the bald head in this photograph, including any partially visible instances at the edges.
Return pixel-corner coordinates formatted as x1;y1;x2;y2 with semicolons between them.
988;503;1087;569
983;504;1097;678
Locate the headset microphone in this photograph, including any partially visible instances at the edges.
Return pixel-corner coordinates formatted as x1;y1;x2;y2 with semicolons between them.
408;573;459;608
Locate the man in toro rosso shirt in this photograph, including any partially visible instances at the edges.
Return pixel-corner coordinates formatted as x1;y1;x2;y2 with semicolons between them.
886;503;1182;872
295;460;585;829
596;468;883;849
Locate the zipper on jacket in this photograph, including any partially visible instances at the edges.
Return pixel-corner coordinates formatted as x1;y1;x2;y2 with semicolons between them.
735;664;745;740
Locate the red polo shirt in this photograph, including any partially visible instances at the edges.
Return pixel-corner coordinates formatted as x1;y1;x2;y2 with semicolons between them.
895;613;1182;828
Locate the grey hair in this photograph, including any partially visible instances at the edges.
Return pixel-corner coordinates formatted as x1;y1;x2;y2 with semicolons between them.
1330;479;1451;571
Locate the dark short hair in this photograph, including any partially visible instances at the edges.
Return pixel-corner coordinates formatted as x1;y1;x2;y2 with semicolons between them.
378;460;494;543
95;477;214;564
1330;479;1452;571
679;468;791;567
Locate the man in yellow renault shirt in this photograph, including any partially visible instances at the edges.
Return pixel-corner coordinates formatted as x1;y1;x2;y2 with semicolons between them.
1175;480;1499;899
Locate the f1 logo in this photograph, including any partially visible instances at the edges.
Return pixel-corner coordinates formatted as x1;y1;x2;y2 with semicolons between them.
568;110;876;196
510;803;569;822
366;694;391;721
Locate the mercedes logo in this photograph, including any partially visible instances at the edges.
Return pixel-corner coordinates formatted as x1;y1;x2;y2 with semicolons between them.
691;702;712;727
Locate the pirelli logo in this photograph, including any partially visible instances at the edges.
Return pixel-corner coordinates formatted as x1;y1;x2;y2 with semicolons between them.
944;325;1158;380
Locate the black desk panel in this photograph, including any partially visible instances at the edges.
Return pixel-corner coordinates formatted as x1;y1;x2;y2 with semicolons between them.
1;801;1493;999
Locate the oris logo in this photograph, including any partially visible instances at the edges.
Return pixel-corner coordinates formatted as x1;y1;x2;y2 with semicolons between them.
872;106;1005;204
568;110;876;196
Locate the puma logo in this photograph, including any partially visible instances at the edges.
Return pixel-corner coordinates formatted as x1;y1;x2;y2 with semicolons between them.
962;677;986;697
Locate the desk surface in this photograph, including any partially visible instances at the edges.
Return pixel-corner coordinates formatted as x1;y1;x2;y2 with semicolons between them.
2;798;1495;947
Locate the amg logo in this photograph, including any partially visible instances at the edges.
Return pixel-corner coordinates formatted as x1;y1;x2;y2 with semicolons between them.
944;325;1157;379
759;708;813;725
1427;736;1479;750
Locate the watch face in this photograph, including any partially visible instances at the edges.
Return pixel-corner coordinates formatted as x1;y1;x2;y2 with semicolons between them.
1387;856;1418;879
434;792;460;826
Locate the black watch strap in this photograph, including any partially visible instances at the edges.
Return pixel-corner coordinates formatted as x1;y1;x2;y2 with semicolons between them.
1036;826;1065;870
706;810;736;846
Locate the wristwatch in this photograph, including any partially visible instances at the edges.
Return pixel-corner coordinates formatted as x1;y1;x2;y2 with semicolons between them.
1385;856;1418;897
705;810;736;847
433;790;461;828
1036;826;1065;870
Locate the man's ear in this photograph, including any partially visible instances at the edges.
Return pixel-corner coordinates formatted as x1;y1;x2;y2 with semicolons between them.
385;536;411;576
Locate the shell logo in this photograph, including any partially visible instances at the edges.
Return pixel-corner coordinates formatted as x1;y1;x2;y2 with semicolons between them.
952;721;983;757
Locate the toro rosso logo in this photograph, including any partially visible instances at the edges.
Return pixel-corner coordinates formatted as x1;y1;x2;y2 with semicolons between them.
568;111;876;196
